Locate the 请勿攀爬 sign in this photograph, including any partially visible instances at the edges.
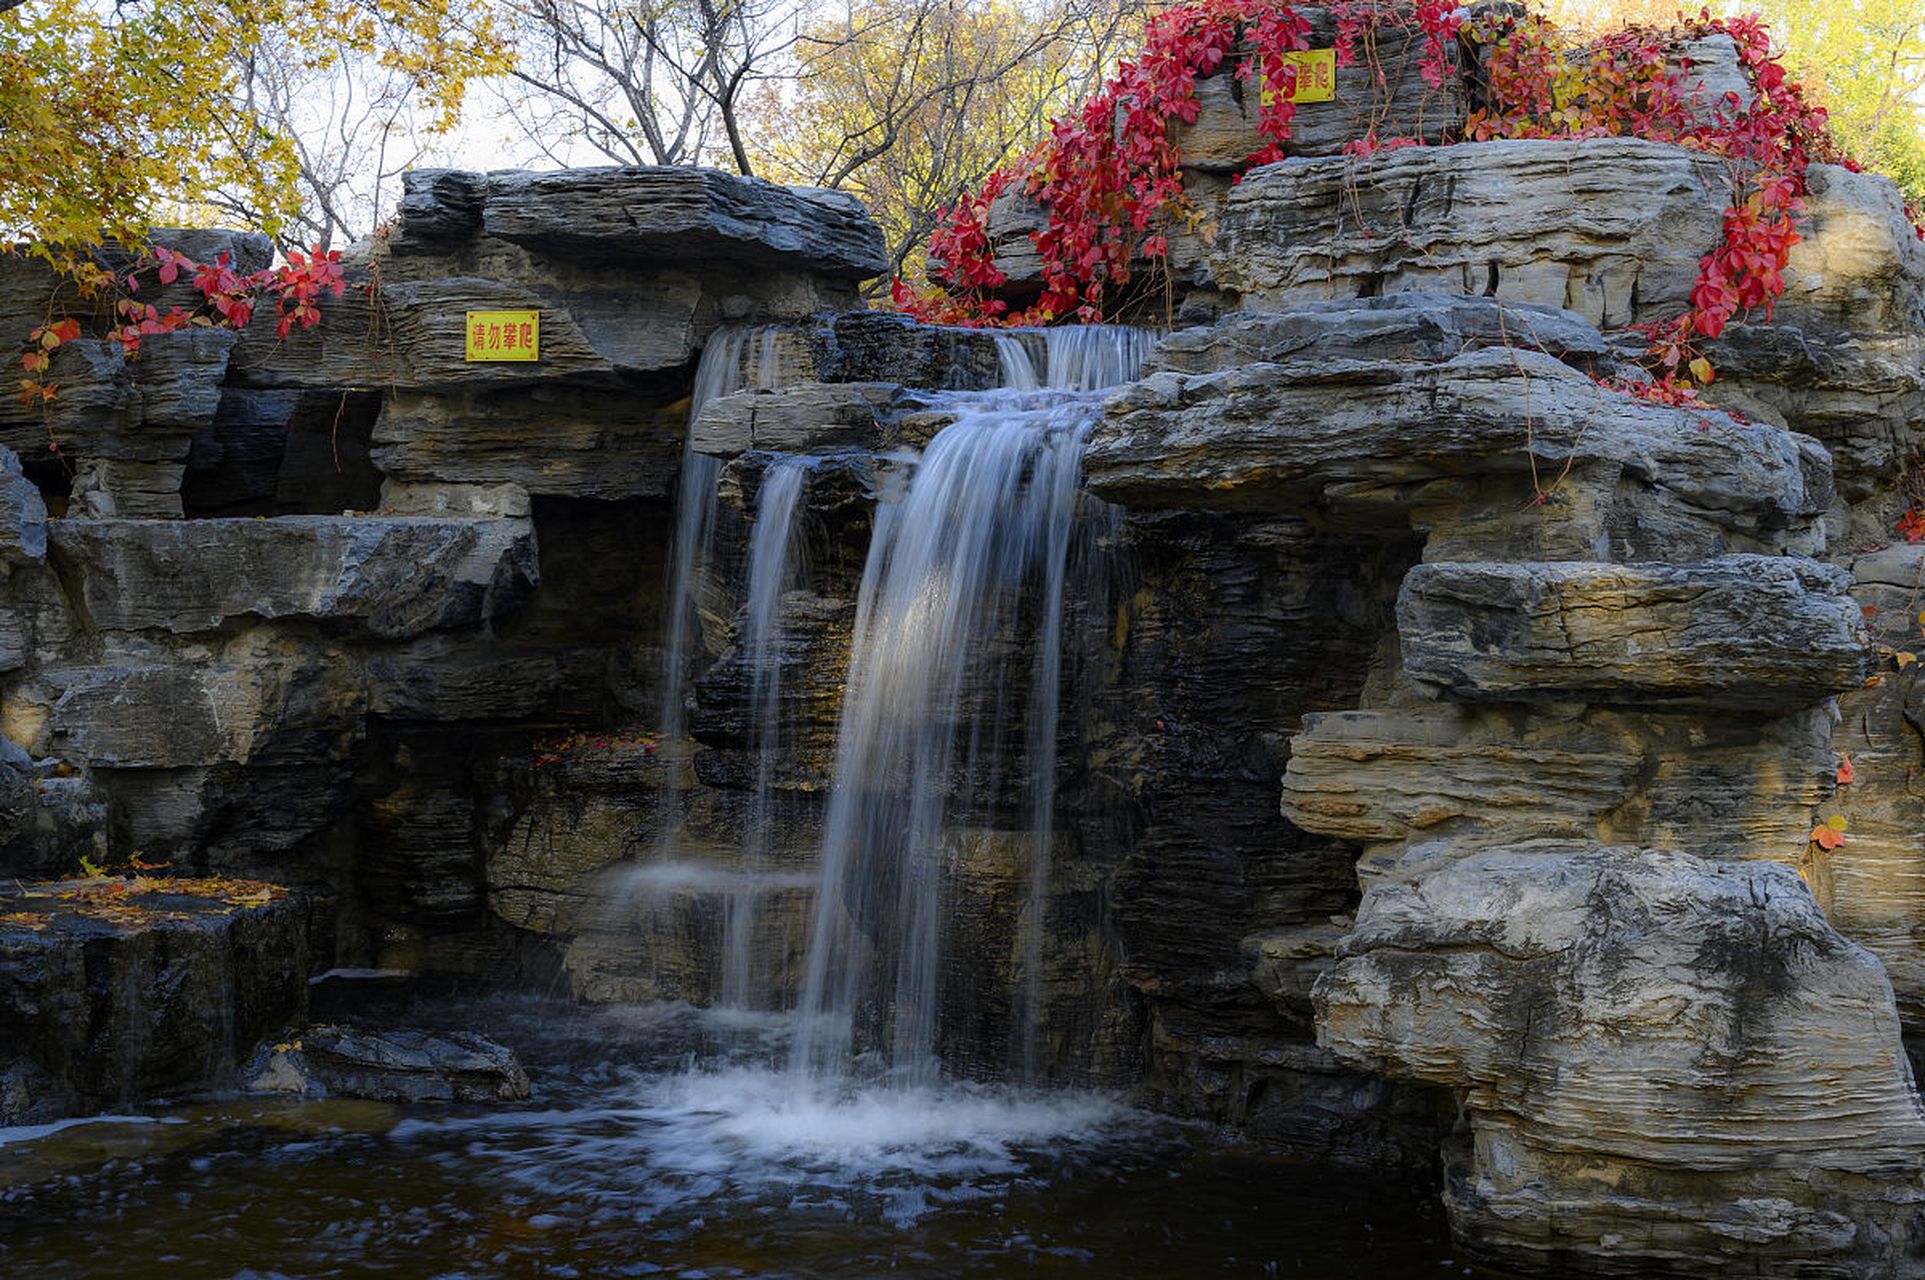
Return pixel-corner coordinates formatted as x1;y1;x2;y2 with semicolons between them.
1260;48;1337;107
465;310;539;362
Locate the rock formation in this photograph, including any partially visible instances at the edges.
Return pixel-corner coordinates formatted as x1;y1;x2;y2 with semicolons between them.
3;65;1925;1280
1074;124;1925;1273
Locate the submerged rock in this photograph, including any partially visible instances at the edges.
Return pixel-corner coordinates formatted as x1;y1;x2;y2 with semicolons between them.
245;1025;530;1104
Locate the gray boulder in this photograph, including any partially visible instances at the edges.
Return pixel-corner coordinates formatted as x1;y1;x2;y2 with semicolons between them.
1212;138;1725;325
1086;347;1830;559
1318;845;1925;1278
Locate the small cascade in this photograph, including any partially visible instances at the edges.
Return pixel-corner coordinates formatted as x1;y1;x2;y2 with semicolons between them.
655;327;788;851
790;324;1153;1087
719;456;811;1011
993;324;1162;394
1034;325;1162;391
993;335;1041;391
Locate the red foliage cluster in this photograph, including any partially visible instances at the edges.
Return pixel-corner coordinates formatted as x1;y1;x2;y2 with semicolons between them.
900;0;1316;326
18;244;346;410
896;2;1886;407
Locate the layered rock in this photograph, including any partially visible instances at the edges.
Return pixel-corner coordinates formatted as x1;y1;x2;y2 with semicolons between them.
1212;139;1724;325
1701;162;1925;499
48;515;537;638
0;231;269;518
1397;556;1870;710
1089;337;1831;561
1319;846;1925;1277
1084;281;1923;1272
0;876;307;1124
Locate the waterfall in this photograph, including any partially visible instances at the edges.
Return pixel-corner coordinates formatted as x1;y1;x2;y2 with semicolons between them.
994;335;1041;391
993;325;1162;395
789;325;1151;1086
720;456;810;1011
656;327;788;853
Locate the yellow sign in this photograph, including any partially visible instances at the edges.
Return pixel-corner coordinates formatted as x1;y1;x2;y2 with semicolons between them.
465;310;539;362
1260;48;1337;107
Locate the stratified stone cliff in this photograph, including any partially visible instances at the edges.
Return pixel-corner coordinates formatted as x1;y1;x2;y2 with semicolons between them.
4;73;1925;1280
1076;120;1925;1274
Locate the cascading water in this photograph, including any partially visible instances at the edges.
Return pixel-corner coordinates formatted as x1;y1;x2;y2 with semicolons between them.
602;324;1155;1210
654;326;788;854
789;324;1151;1087
720;455;811;1011
993;325;1163;395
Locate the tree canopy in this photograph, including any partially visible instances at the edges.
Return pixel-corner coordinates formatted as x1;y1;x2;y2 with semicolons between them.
2;0;1922;272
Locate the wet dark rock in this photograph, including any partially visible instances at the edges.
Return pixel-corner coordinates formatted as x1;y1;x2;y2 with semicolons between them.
246;1024;530;1103
690;382;914;457
808;311;1005;389
0;878;306;1123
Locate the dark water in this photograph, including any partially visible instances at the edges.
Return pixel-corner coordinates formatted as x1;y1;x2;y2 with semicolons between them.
0;994;1503;1279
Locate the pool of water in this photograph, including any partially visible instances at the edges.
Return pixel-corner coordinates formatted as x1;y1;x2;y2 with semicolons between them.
0;994;1505;1279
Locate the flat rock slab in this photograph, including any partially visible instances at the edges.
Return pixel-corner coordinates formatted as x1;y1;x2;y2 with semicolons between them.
1213;138;1725;326
1397;555;1870;711
0;875;306;1124
1280;706;1641;847
690;382;914;457
1086;347;1830;534
1147;293;1613;376
246;1025;530;1104
407;166;890;280
49;514;538;639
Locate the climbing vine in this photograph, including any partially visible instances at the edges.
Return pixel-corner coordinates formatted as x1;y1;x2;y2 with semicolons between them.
18;243;346;412
894;0;1317;326
896;3;1899;408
